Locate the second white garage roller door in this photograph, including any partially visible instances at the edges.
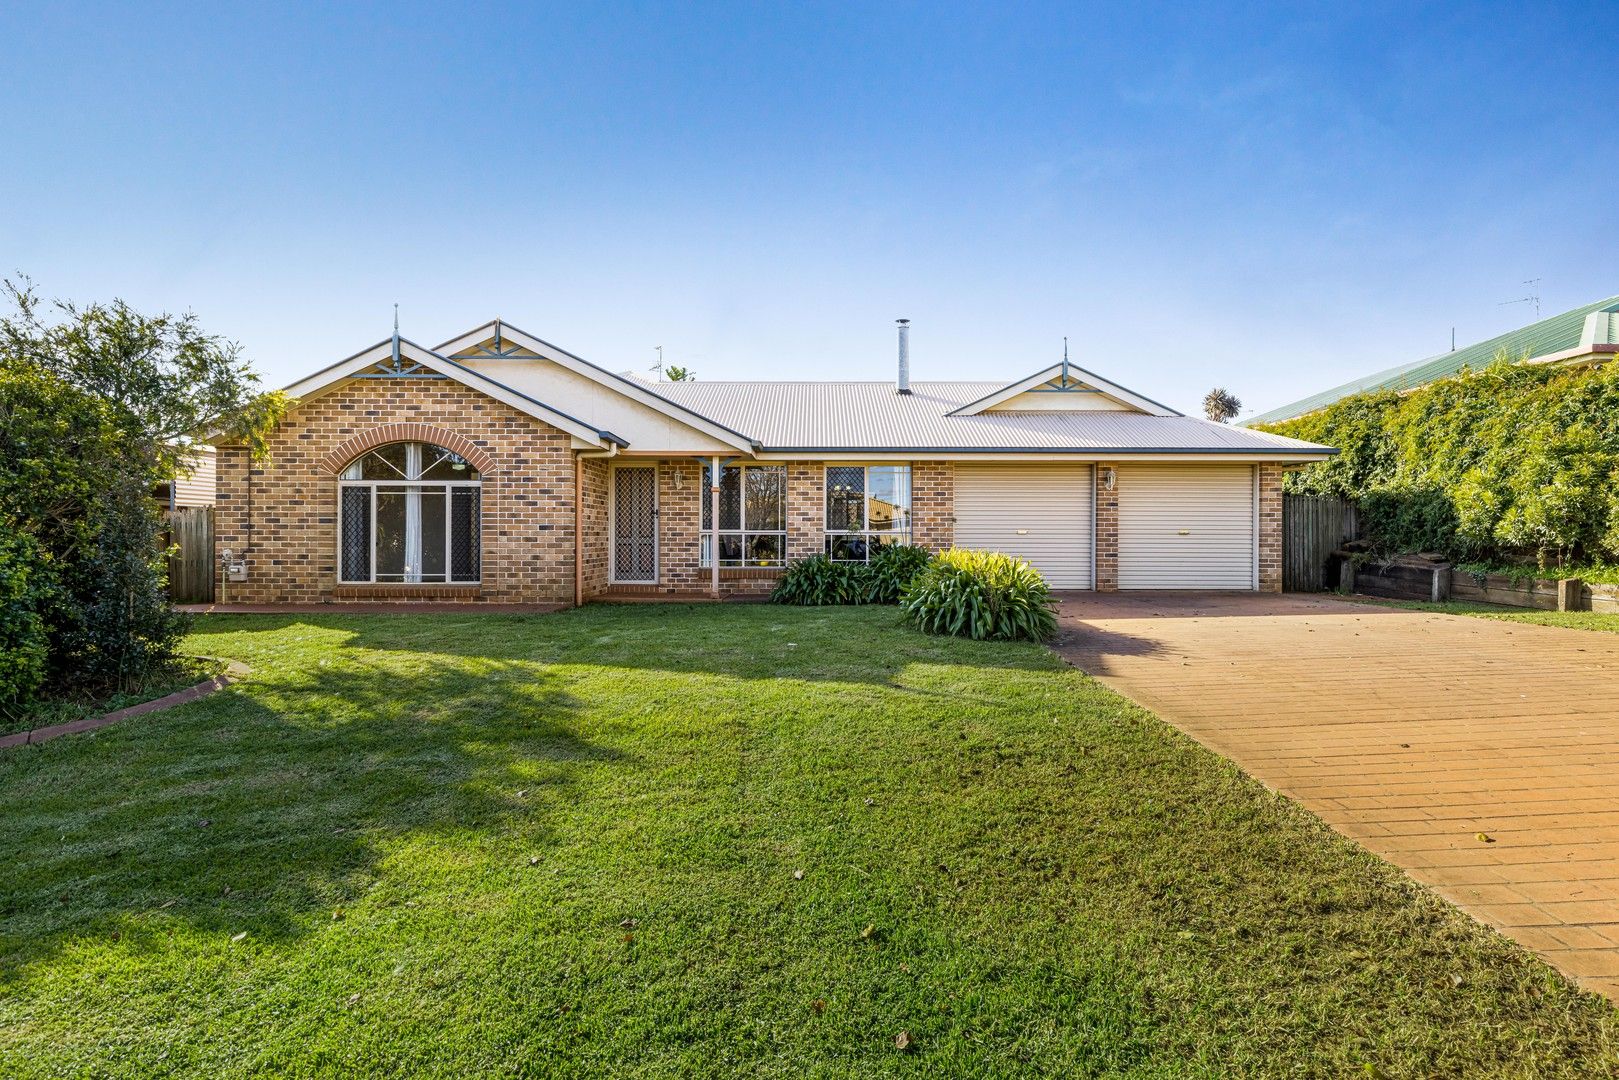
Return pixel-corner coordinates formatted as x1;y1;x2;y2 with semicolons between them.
954;464;1093;589
1116;465;1256;589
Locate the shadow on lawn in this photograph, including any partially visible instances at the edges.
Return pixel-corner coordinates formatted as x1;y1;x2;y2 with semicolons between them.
184;604;1066;686
0;653;622;983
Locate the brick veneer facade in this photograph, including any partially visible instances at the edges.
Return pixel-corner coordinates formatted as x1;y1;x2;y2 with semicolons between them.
215;382;579;604
911;461;954;551
216;375;1292;604
1258;463;1285;593
1093;463;1120;591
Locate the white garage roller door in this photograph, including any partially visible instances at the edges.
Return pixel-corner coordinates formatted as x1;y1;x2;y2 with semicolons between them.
953;464;1093;589
1117;465;1256;590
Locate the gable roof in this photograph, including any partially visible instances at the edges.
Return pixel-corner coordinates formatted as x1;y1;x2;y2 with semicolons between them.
1244;294;1619;427
946;363;1180;417
644;379;1325;456
266;319;1334;460
277;337;625;448
435;319;758;453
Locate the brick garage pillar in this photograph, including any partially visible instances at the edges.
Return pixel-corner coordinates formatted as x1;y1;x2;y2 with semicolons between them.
911;461;953;552
1094;463;1119;591
1258;463;1285;593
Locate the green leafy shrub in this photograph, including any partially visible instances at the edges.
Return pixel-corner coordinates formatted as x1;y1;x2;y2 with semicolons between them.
770;554;860;606
0;530;54;706
0;279;286;705
1259;356;1619;570
899;548;1058;641
855;543;933;604
772;544;934;606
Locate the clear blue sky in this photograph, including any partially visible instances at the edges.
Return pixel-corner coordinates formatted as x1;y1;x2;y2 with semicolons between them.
3;2;1615;416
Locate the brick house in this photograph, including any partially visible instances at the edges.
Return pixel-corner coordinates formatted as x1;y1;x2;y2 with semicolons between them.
211;319;1333;604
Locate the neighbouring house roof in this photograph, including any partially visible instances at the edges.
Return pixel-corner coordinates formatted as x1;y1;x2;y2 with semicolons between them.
1243;294;1619;427
263;320;1335;461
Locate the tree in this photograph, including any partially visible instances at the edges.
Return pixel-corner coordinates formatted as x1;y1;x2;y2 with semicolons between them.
1203;387;1242;423
665;365;694;382
0;279;289;703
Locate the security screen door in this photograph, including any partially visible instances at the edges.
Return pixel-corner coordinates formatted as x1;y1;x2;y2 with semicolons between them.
611;466;658;583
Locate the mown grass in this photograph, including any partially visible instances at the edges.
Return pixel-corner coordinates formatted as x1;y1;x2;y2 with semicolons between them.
1343;597;1619;635
2;606;1616;1077
1;656;224;737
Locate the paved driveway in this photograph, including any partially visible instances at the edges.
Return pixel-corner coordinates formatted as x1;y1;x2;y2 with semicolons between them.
1050;591;1619;1000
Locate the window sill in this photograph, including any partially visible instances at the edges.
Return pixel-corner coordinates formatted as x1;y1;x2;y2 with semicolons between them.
334;584;483;599
698;567;786;579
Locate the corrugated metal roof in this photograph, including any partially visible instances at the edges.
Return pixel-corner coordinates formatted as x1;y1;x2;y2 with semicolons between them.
640;380;1331;454
1243;295;1619;427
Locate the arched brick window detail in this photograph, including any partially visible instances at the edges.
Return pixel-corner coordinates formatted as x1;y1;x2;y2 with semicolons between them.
319;423;494;477
333;434;486;585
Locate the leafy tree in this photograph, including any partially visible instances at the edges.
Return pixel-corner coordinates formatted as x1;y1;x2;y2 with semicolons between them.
665;365;694;382
1203;387;1242;423
0;279;288;702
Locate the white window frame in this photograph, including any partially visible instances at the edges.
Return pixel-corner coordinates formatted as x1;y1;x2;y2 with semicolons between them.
824;464;912;562
700;462;787;568
337;442;482;585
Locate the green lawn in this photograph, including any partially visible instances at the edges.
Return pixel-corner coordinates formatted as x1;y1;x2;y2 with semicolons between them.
1342;597;1619;635
1;656;223;738
2;607;1616;1077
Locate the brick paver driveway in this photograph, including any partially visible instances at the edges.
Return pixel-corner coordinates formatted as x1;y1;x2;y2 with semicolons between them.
1051;591;1619;1000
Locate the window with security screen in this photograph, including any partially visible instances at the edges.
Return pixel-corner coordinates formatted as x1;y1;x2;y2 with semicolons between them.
338;442;480;584
824;465;910;561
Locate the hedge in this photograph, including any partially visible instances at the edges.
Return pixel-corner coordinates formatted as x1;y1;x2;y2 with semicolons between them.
1256;357;1619;567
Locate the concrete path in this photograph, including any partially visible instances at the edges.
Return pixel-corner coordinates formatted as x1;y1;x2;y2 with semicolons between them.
1050;591;1619;1000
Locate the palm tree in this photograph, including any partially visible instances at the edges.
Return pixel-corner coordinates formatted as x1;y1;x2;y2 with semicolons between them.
1203;387;1242;423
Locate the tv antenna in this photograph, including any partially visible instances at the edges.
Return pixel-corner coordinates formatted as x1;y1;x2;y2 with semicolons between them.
1498;279;1541;320
651;345;664;380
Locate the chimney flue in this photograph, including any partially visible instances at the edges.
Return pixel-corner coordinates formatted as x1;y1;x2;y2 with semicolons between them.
896;318;911;395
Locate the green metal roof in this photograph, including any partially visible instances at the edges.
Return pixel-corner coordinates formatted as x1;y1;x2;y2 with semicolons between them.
1243;294;1619;427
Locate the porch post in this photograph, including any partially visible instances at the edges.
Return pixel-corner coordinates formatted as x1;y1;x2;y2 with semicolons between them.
710;456;721;599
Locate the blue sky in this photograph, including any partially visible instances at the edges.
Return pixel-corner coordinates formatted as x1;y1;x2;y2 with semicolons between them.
3;2;1615;416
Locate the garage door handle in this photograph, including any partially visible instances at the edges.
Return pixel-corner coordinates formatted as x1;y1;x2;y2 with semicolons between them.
1178;529;1190;535
1016;529;1028;535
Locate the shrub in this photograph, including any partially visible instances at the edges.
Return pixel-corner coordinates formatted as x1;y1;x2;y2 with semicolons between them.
0;280;286;704
770;554;860;606
771;544;935;607
0;530;55;707
900;549;1058;642
855;543;933;604
1259;356;1619;569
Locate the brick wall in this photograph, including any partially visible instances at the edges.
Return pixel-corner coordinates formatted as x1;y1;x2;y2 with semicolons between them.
215;381;578;604
580;456;610;598
1258;463;1285;593
1094;463;1119;591
786;462;824;561
911;461;954;551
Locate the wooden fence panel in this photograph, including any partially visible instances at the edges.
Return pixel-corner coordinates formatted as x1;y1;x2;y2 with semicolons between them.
1282;495;1350;592
165;506;215;604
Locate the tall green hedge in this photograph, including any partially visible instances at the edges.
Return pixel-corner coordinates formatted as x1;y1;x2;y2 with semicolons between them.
1257;358;1619;566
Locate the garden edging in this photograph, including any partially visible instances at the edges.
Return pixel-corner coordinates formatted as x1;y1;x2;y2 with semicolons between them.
0;659;250;750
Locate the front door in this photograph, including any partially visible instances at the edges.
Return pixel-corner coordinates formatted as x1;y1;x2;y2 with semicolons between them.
611;466;658;583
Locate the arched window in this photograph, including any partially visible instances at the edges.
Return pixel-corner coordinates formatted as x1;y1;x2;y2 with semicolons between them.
338;442;481;584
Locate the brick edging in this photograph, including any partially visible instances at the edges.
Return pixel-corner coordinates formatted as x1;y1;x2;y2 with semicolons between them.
0;660;251;750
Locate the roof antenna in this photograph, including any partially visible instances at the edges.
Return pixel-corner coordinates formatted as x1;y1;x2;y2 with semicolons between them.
494;318;502;353
1062;336;1070;385
391;303;401;366
1451;327;1456;352
651;345;664;381
1498;279;1542;320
